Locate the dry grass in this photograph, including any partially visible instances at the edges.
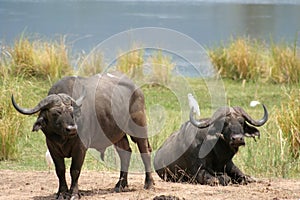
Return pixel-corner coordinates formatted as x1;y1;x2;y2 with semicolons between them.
76;51;104;76
210;37;300;84
10;35;73;79
275;88;300;158
148;50;175;85
116;48;144;79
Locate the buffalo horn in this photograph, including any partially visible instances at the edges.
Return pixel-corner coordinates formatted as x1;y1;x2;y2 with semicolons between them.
189;107;211;128
236;104;268;126
11;94;60;115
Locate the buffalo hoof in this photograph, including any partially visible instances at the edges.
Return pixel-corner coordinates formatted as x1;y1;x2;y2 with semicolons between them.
237;175;256;185
114;179;128;192
218;174;231;186
144;172;155;190
56;192;70;200
206;177;219;186
144;178;155;190
70;193;80;200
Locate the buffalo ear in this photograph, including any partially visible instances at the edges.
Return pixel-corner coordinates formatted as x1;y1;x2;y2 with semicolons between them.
244;124;260;138
32;116;46;132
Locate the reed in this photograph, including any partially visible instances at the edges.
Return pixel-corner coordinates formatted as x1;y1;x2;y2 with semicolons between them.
76;51;104;76
269;43;300;83
209;37;300;84
116;48;144;79
148;50;175;85
0;76;49;160
275;88;300;158
10;35;73;80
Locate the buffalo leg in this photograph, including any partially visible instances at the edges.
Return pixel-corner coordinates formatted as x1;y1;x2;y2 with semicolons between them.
133;137;154;189
226;160;255;184
129;97;154;189
69;149;86;199
52;156;68;199
114;135;132;192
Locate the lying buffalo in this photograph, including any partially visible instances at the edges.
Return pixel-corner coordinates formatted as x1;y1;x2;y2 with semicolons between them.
12;72;154;199
154;104;268;186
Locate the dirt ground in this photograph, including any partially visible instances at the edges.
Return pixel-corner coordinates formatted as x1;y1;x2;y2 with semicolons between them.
0;170;299;200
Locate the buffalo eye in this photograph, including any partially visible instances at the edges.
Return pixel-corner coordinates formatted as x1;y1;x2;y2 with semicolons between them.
237;117;245;125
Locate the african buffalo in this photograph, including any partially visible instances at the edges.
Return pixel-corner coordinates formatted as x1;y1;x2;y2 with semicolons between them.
12;71;154;199
154;104;268;186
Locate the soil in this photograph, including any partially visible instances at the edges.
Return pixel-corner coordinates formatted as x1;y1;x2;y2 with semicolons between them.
0;170;299;200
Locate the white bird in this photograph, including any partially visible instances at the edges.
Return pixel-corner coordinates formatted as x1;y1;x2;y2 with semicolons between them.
45;149;53;172
250;100;261;107
188;93;200;118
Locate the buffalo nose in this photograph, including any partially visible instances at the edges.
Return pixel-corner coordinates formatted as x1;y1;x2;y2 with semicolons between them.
66;125;77;135
231;134;245;145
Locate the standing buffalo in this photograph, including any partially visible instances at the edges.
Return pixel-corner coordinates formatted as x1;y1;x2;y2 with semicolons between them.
12;72;154;199
154;104;268;186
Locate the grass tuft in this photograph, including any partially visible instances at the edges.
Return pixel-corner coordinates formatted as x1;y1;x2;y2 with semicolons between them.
10;35;73;80
116;47;144;79
148;50;175;85
210;37;300;84
275;88;300;158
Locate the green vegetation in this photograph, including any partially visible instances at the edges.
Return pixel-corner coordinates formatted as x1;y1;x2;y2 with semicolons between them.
116;47;144;79
9;34;73;79
210;37;300;84
276;88;300;159
148;50;175;85
0;35;299;179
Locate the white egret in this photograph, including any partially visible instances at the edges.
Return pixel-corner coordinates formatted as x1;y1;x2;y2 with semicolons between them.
188;93;200;118
250;100;261;107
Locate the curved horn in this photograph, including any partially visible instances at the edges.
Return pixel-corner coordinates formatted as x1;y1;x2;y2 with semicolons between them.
57;93;85;108
235;104;268;126
189;107;210;128
11;94;60;115
73;90;85;107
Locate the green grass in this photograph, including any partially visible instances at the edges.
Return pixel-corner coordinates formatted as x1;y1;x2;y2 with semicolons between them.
1;76;299;178
0;35;300;180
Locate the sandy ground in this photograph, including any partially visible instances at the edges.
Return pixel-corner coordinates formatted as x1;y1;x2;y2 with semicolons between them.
0;170;299;200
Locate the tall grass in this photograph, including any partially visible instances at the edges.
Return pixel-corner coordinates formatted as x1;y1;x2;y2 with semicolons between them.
148;51;175;85
275;88;300;158
0;35;68;160
0;78;24;160
269;44;300;83
210;37;300;84
116;48;144;79
76;50;104;76
10;35;73;80
0;76;50;160
210;38;264;80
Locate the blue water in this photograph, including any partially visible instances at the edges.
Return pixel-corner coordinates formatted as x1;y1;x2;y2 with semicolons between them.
1;0;300;76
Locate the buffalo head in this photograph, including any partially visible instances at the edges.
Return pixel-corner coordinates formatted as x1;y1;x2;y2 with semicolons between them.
189;104;268;151
12;93;84;137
